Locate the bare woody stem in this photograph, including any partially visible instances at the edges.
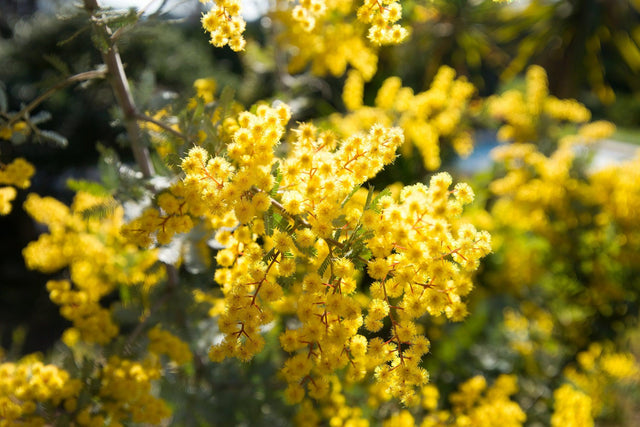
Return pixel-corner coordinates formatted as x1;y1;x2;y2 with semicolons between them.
83;0;154;178
134;111;188;141
7;70;107;126
82;0;179;349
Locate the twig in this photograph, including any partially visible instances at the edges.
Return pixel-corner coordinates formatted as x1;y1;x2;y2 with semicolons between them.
135;111;188;141
7;70;107;127
83;0;155;178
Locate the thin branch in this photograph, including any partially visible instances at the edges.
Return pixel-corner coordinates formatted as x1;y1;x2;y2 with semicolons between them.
7;70;107;127
135;111;188;141
84;0;155;178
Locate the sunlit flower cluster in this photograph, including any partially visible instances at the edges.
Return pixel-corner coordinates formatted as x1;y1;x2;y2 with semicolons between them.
551;384;593;427
336;65;476;170
380;375;525;427
488;65;592;144
0;356;81;426
200;0;246;51
357;0;409;45
563;342;640;417
148;326;193;366
98;356;171;425
0;155;35;215
22;192;162;344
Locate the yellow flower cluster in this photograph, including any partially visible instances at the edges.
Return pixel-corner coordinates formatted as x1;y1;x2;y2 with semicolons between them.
193;77;218;104
563;342;640;416
294;376;369;427
488;120;615;237
277;13;379;80
123;103;291;247
0;120;29;141
551;384;593;427
336;66;476;170
122;99;490;408
0;155;35;215
22;192;162;344
291;0;328;32
98;356;171;425
47;279;119;345
446;375;525;427
0;355;171;426
380;375;525;427
0;186;16;216
0;357;81;426
488;65;592;144
502;303;554;357
148;326;193;366
272;0;409;77
591;153;640;230
200;0;246;51
357;0;409;45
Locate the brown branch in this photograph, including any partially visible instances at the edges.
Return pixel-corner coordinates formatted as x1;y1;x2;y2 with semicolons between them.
83;0;154;178
135;111;188;141
7;70;107;127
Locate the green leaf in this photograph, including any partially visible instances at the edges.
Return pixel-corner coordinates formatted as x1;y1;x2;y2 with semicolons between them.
97;144;120;191
369;187;391;213
318;254;331;277
119;284;131;305
43;54;71;76
57;25;89;47
91;31;110;54
270;161;282;197
37;129;68;147
105;8;139;31
79;199;119;220
341;184;362;208
218;86;236;120
264;209;275;236
66;178;113;197
262;247;277;264
362;186;375;210
29;111;52;126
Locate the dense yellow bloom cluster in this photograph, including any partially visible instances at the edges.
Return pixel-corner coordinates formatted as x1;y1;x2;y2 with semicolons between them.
0;357;81;426
0;354;171;425
563;342;640;416
488;65;592;144
290;0;328;32
46;279;119;345
0;186;16;215
591;153;640;230
22;192;162;344
446;375;525;426
0;155;35;215
357;0;409;45
550;384;593;427
276;0;408;76
122;100;490;408
200;0;246;51
148;326;193;366
98;356;171;425
379;375;525;426
502;303;553;357
336;66;476;170
277;10;379;80
488;125;615;239
294;376;369;426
